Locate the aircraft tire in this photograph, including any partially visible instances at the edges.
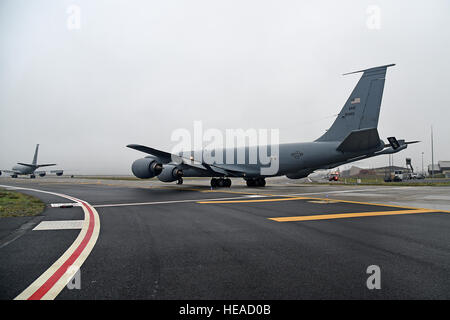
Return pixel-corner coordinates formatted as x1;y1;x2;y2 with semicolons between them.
177;178;183;185
258;178;266;187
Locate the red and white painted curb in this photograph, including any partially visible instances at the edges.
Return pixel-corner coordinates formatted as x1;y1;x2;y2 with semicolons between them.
1;185;100;300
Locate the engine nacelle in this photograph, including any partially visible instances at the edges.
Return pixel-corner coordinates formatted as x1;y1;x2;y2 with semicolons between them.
131;156;163;179
39;172;46;177
286;169;314;179
157;164;183;182
50;169;64;176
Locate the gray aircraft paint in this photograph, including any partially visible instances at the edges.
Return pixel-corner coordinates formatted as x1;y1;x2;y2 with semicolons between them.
128;64;415;182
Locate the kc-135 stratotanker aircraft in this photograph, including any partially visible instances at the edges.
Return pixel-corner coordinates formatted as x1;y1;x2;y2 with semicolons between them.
0;144;63;178
127;64;418;188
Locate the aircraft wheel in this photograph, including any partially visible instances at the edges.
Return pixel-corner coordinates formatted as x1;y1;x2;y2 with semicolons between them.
218;179;226;188
11;175;18;178
225;178;232;188
177;178;183;185
246;179;255;187
210;178;217;188
257;178;266;187
30;175;35;179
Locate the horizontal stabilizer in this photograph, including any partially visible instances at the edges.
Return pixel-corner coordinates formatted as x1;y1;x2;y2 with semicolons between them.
336;128;380;152
17;162;36;168
384;139;420;148
37;163;57;168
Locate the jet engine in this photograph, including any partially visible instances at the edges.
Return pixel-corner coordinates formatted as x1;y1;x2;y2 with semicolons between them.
131;156;163;179
39;172;46;177
157;164;183;182
50;170;64;176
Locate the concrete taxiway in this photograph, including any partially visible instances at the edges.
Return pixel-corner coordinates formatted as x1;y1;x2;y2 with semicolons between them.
0;177;449;299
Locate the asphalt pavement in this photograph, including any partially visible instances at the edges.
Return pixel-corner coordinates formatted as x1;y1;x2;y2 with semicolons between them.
0;177;449;299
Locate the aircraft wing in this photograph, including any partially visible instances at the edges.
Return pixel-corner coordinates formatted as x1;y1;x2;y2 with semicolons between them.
0;169;21;174
127;144;247;177
127;144;181;164
33;169;64;177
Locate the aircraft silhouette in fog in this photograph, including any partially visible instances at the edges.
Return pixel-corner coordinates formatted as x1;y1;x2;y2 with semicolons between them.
0;144;63;178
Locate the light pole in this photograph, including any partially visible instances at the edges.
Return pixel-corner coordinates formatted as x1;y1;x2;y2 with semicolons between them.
421;152;424;175
431;126;434;179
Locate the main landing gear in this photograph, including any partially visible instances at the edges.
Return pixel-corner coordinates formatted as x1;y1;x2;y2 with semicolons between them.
177;178;183;185
245;177;266;187
210;178;232;188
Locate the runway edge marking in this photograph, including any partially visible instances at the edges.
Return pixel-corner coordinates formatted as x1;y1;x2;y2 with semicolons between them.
0;185;100;300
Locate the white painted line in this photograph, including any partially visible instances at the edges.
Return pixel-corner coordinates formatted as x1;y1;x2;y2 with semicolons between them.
50;203;80;208
93;195;258;208
33;220;84;231
276;187;414;197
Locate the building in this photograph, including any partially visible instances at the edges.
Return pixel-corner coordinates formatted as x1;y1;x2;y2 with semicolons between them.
341;165;407;177
428;161;450;177
438;161;450;175
428;164;440;175
372;166;408;176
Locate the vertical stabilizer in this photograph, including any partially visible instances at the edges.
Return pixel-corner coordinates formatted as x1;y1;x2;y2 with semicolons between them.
32;144;39;166
316;64;395;142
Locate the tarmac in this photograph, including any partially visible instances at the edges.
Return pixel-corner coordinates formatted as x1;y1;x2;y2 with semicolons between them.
0;176;449;299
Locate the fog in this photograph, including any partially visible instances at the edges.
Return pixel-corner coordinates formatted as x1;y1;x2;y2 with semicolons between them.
1;0;449;174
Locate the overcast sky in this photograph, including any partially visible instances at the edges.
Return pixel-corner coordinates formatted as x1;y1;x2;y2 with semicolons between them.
1;0;449;175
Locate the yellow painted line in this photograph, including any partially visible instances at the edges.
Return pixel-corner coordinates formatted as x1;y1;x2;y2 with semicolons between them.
269;209;437;222
302;196;423;210
198;197;308;204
